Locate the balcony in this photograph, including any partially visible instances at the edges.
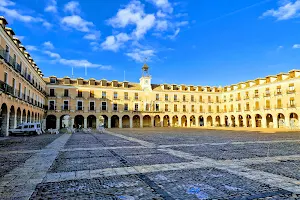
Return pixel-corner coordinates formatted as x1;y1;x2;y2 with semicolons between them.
208;110;214;113
253;107;260;111
264;106;271;110
274;92;282;96
76;106;84;111
48;105;56;111
236;97;241;101
236;108;242;112
275;105;283;109
208;100;213;103
244;96;250;100
0;80;14;96
89;107;96;111
253;94;259;98
61;105;69;111
287;103;296;108
244;107;250;111
287;90;296;94
264;93;271;97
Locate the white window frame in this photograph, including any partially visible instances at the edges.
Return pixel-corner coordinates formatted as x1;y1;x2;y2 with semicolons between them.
63;100;69;110
89;100;95;110
77;100;83;110
48;100;56;110
101;101;107;111
112;103;118;111
4;71;8;84
124;103;129;111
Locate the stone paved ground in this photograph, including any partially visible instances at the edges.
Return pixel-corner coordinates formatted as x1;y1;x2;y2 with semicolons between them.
1;128;300;199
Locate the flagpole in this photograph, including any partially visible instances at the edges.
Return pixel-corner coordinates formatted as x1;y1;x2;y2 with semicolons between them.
85;64;87;77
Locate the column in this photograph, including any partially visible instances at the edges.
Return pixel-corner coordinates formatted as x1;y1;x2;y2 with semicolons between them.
220;116;224;127
14;114;17;128
96;118;99;129
108;117;111;128
119;117;122;128
160;117;163;127
20;114;22;125
71;118;75;128
151;116;154;127
84;117;87;129
178;117;182;127
56;118;60;130
140;116;143;128
5;111;10;136
187;116;191;127
169;117;173;127
261;117;267;128
129;117;133;128
25;114;27;123
251;118;256;128
273;116;278;128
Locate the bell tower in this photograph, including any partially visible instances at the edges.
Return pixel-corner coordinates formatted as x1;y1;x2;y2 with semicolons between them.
139;60;152;91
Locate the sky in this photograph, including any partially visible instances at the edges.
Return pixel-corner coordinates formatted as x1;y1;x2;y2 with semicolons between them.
0;0;300;86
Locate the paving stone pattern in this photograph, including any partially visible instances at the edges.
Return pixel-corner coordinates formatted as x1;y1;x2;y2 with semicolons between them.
1;129;300;199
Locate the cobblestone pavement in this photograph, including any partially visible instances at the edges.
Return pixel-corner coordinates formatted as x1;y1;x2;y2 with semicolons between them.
1;128;300;199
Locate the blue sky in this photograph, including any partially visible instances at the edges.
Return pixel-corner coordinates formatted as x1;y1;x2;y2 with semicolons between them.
0;0;300;86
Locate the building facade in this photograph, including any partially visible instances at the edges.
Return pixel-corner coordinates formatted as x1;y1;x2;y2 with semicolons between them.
0;17;46;136
0;16;299;136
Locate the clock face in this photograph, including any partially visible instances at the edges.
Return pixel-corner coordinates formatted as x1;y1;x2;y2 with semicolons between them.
145;80;149;84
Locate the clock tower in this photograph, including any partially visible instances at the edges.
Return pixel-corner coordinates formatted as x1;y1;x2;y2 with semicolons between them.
139;62;152;92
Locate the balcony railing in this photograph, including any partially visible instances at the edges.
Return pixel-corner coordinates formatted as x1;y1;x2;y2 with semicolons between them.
76;106;84;111
61;105;69;110
264;106;271;110
287;90;296;94
236;97;241;101
274;92;282;96
244;107;250;111
264;93;271;97
275;105;283;109
253;94;259;98
287;103;296;108
244;96;250;100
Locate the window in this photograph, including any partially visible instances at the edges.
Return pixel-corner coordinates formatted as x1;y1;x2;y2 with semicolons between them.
229;94;233;101
230;104;233;112
49;89;55;97
113;103;118;111
102;102;107;111
5;45;9;61
277;99;282;108
238;103;241;111
265;88;270;95
165;104;168;112
18;83;21;97
135;93;138;100
77;90;82;97
90;90;95;98
124;103;128;111
216;106;220;112
114;92;118;99
12;78;15;94
183;105;186;112
200;105;203;112
277;86;281;94
199;96;203;103
63;101;69;110
135;103;139;111
124;92;128;100
290;97;295;107
289;84;295;93
4;72;8;83
216;96;219;103
89;102;95;110
224;105;227;112
223;96;226;102
191;105;195;112
156;94;159;100
174;94;178;101
49;100;55;110
255;101;259;110
102;91;106;99
77;101;83;110
165;94;168;101
64;89;69;97
191;95;194;102
174;104;177;112
265;100;270;109
237;93;241;100
145;103;150;111
183;95;186;101
50;78;56;84
13;54;16;66
155;104;159;111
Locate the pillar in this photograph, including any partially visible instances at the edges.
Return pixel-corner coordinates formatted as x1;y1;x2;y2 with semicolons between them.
251;118;256;128
56;118;60;130
178;117;182;127
20;114;22;125
96;118;99;129
119;117;122;128
151;117;154;127
273;116;278;128
187;116;191;127
160;117;163;127
140;117;143;128
108;117;111;128
84;117;87;129
169;117;173;127
14;114;17;128
5;111;10;136
261;117;267;128
130;117;133;128
220;116;224;127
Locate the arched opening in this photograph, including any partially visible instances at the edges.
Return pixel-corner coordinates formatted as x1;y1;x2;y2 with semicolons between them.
215;116;220;127
46;115;56;129
199;116;204;126
16;108;21;126
190;115;196;127
238;115;243;127
278;113;285;128
207;116;212;127
74;115;84;129
225;116;229;127
133;115;140;128
154;115;161;127
9;106;15;128
60;115;71;129
34;113;37;122
246;115;251;127
22;109;26;123
37;113;40;123
230;115;235;127
172;115;178;127
87;115;96;128
163;115;170;127
266;114;273;128
0;103;8;136
255;114;262;127
31;112;34;122
143;115;151;127
122;115;130;128
27;110;30;122
181;115;187;127
289;113;298;128
99;115;108;128
111;115;119;128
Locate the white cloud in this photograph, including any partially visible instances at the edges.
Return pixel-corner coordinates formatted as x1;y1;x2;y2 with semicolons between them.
262;0;300;20
175;13;188;18
43;41;54;49
101;33;131;52
126;48;155;62
156;10;167;18
293;44;300;48
168;28;180;40
84;31;101;40
64;1;80;14
156;20;168;31
15;35;24;40
147;0;173;13
45;0;57;13
133;14;155;39
0;0;15;7
176;21;189;27
44;50;60;59
61;15;93;32
25;45;37;51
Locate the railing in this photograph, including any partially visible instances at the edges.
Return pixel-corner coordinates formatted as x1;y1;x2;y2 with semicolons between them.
244;96;250;100
264;106;271;110
89;107;96;111
0;80;14;96
76;106;84;111
274;105;283;109
49;106;56;110
287;90;296;94
61;105;69;110
264;93;270;97
287;103;296;108
253;94;259;98
274;92;282;96
236;98;241;101
244;107;250;111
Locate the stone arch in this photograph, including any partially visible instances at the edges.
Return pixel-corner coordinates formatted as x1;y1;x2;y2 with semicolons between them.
215;116;220;127
238;115;243;127
0;103;8;136
154;115;161;127
87;115;96;128
111;115;119;128
133;115;140;128
199;116;204;126
172;115;178;127
266;114;273;128
278;113;285;128
46;115;56;129
122;115;130;128
255;114;262;127
9;106;15;128
230;115;235;127
74;115;84;129
224;116;229;127
16;108;21;126
22;109;26;123
190;115;196;127
181;115;187;127
60;115;71;129
100;115;108;128
289;113;298;128
163;115;170;127
207;116;213;127
143;115;151;127
246;115;251;127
